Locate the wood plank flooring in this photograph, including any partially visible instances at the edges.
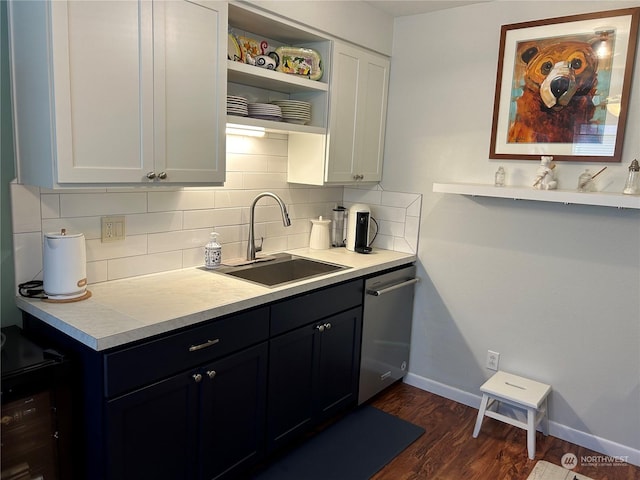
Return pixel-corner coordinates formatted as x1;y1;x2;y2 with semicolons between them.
369;382;639;480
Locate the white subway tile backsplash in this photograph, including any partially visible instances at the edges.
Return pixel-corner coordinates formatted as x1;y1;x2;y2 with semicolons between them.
42;217;102;240
125;212;184;235
376;220;405;238
10;137;421;285
381;191;417;208
404;215;420;251
183;247;207;268
107;252;183;281
242;172;289;190
86;235;148;262
10;183;41;233
227;153;269;172
87;260;108;284
371;205;406;222
407;198;421;217
343;187;382;205
393;237;414;254
148;190;215;212
288;232;311;250
12;232;43;286
267;156;288;173
60;192;147;217
183;208;243;230
41;194;60;219
216;224;251;244
148;229;211;254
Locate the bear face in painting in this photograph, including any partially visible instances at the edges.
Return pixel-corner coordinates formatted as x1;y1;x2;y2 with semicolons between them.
508;41;599;144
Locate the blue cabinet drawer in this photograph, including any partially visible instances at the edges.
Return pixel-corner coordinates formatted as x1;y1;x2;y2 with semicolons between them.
104;307;269;398
270;280;363;336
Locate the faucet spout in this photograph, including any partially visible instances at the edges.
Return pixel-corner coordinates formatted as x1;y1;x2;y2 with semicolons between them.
247;192;291;261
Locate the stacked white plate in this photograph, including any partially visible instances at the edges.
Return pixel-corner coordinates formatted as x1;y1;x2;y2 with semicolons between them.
227;95;248;117
247;103;282;121
271;100;311;125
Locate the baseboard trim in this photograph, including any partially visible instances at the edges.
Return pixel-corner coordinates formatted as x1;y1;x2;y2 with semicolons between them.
403;373;640;467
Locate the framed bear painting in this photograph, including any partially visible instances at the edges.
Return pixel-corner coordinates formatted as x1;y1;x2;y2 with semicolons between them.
489;8;639;162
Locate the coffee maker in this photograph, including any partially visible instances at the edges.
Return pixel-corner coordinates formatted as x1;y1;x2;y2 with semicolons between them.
346;204;372;253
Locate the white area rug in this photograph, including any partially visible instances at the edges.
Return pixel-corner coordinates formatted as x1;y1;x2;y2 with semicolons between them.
527;461;594;480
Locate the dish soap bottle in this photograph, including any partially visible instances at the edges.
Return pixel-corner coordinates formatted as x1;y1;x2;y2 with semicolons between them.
204;232;221;269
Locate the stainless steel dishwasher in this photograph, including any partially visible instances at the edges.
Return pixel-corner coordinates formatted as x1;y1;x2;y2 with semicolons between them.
358;264;418;404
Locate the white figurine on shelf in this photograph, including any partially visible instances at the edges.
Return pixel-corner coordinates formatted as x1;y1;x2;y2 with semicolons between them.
533;156;557;190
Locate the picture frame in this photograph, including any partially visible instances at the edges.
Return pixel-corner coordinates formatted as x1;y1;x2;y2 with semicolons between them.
489;8;640;162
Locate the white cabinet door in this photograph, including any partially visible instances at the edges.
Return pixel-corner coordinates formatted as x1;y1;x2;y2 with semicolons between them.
153;0;226;184
52;0;154;183
10;0;225;187
325;42;389;184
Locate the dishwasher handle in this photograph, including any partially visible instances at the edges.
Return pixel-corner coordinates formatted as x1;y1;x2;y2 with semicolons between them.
366;277;419;296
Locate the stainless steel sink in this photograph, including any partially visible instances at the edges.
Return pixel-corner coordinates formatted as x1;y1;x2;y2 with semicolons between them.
209;253;349;287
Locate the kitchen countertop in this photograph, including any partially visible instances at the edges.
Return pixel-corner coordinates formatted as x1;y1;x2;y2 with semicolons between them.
16;248;415;351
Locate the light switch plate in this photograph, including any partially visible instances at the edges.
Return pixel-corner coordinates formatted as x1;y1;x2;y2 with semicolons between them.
101;216;126;242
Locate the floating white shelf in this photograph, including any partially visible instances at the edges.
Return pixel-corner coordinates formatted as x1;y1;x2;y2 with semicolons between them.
432;182;640;209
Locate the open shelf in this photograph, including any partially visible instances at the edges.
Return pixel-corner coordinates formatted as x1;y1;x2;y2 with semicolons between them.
433;182;640;209
227;61;328;95
226;115;325;135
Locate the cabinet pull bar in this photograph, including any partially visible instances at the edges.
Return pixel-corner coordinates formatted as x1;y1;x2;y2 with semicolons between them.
366;278;419;296
188;338;220;352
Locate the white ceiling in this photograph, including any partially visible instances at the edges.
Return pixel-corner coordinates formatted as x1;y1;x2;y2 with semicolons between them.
364;0;490;17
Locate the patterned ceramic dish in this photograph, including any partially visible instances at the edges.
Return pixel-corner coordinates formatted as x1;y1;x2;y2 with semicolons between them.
274;47;322;81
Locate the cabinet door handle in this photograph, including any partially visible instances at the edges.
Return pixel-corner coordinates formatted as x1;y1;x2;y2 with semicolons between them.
157;171;167;180
146;171;156;180
315;324;325;332
188;338;220;352
324;322;332;330
192;373;203;383
207;370;216;379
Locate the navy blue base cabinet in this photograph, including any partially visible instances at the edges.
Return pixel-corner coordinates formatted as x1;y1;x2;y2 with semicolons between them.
22;278;365;480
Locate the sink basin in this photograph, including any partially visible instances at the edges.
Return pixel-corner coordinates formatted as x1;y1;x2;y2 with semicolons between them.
210;253;348;287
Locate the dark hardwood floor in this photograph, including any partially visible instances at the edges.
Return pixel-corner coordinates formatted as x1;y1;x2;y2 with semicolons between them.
369;382;639;480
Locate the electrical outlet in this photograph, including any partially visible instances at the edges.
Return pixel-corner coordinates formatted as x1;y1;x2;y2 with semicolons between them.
101;216;126;242
486;350;500;371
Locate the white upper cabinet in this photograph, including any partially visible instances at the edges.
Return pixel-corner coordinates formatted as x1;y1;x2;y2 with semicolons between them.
9;0;226;188
288;42;389;185
325;42;389;183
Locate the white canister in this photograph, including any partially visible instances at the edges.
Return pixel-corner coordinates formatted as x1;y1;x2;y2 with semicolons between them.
309;217;331;250
43;229;87;299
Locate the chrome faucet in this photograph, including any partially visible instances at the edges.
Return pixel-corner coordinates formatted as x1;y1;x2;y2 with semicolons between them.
247;192;291;261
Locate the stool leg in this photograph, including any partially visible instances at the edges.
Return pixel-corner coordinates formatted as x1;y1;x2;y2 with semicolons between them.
542;398;549;436
473;394;489;438
527;408;536;459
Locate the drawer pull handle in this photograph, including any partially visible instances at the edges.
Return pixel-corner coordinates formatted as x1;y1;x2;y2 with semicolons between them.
189;338;220;352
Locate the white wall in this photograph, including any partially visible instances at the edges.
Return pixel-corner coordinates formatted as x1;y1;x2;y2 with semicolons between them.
245;0;394;55
383;0;640;463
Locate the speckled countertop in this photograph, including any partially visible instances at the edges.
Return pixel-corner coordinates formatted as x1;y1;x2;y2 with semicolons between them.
16;248;416;351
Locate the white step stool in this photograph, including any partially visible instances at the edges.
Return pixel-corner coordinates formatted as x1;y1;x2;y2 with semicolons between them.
472;371;551;459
